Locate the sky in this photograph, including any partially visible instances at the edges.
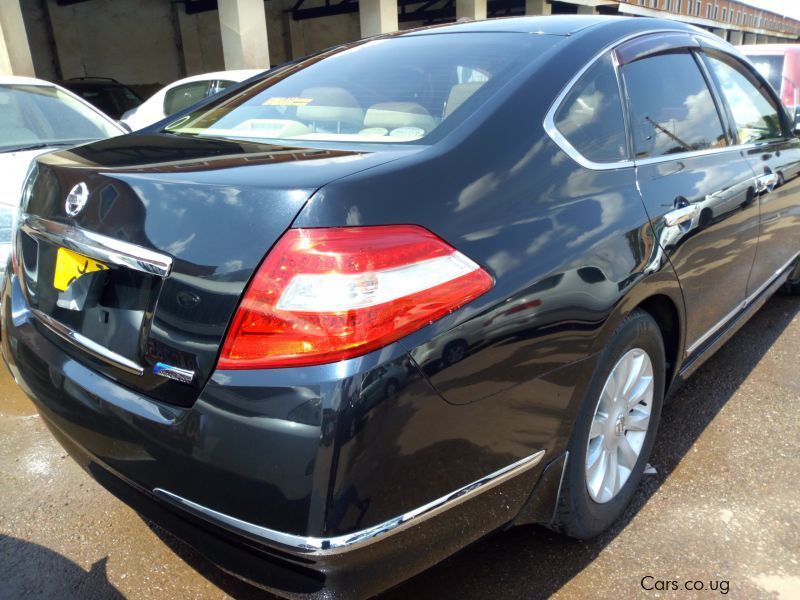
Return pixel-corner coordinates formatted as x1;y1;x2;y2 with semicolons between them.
739;0;800;20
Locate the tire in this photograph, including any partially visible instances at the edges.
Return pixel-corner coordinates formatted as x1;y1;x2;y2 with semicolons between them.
552;309;666;540
782;259;800;295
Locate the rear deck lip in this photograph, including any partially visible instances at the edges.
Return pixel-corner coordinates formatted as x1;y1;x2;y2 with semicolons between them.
153;448;545;557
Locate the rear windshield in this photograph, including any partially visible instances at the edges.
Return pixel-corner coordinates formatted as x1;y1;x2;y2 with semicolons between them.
746;54;785;95
165;33;555;145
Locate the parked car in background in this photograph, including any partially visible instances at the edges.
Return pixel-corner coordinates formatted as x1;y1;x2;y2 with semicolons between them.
59;77;143;120
0;75;124;290
121;70;262;130
4;17;800;598
740;44;800;124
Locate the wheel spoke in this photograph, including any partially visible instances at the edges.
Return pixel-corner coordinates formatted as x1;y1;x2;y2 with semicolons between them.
626;407;650;432
587;447;608;497
589;415;607;439
602;448;619;498
618;435;639;471
621;352;644;397
626;374;653;410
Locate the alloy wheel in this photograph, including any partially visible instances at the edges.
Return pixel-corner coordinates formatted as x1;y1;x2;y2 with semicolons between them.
585;348;654;503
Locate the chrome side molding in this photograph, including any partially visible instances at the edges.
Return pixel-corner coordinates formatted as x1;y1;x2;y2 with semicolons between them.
21;215;173;277
687;251;800;355
154;449;546;556
31;308;145;376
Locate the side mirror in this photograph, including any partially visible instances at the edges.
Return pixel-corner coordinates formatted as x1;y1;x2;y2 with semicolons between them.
794;108;800;136
117;120;132;134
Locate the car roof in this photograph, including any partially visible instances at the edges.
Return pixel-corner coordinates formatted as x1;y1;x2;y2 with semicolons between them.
62;79;129;88
169;70;264;86
399;15;694;37
0;75;55;86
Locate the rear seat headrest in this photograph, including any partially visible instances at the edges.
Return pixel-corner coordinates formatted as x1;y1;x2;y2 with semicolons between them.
443;81;485;119
296;87;364;128
362;102;437;133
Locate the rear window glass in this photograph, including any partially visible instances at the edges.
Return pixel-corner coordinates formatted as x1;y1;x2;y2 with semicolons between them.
164;33;555;145
623;52;726;159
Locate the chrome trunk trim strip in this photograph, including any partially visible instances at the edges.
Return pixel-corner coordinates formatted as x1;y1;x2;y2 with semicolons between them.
21;215;173;277
153;449;546;556
31;308;145;376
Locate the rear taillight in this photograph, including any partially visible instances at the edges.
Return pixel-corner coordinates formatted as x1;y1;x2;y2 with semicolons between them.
218;225;493;369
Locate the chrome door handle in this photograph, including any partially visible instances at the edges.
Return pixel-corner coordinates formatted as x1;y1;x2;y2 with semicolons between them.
756;173;779;193
664;204;699;227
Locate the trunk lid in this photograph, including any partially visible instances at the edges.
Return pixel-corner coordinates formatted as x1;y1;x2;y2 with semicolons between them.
17;134;413;405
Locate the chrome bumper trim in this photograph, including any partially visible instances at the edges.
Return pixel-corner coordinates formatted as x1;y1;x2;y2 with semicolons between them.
21;215;173;277
31;307;145;376
154;449;545;556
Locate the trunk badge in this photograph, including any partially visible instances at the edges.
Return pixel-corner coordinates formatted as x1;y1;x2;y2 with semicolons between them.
65;182;89;217
153;362;195;385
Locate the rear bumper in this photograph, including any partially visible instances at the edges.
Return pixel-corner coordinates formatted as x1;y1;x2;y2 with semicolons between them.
1;272;567;596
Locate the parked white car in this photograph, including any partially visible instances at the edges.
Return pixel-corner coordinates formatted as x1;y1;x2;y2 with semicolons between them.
121;70;262;131
0;75;125;289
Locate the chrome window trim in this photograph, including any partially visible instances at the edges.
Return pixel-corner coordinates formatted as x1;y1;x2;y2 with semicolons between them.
543;28;759;171
30;307;145;375
686;251;800;355
21;215;173;277
154;449;545;556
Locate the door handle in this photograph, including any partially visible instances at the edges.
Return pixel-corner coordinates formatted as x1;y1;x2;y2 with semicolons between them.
664;203;699;227
756;172;779;193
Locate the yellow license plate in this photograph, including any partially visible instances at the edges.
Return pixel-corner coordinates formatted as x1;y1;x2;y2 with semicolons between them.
53;247;109;292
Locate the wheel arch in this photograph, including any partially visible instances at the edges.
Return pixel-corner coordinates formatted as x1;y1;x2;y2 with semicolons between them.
591;270;687;394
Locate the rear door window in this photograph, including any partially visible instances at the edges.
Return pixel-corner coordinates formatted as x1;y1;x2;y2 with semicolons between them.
702;53;784;144
746;54;785;95
622;51;727;159
553;52;628;163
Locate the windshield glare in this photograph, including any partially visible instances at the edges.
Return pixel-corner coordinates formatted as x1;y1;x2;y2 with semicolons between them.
166;33;547;145
0;84;121;152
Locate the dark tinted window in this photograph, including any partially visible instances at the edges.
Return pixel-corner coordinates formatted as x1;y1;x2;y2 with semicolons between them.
623;52;726;158
165;33;557;144
745;54;784;95
554;53;627;163
164;81;211;116
704;54;783;144
0;85;120;151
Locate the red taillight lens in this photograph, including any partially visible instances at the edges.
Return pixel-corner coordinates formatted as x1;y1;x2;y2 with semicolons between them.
218;225;493;369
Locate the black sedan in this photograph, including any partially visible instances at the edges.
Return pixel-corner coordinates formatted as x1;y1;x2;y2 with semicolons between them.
3;15;799;598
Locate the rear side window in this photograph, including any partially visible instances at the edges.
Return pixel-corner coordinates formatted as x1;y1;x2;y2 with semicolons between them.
703;54;784;144
553;53;627;163
622;52;726;159
164;81;211;116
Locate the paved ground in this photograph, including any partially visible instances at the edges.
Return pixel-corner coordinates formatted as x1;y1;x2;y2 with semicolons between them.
1;294;798;600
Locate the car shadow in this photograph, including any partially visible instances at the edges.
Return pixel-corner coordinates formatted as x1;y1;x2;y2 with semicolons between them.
143;294;799;599
0;535;125;599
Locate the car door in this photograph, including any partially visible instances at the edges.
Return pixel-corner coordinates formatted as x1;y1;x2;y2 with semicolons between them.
700;49;800;299
618;35;762;356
